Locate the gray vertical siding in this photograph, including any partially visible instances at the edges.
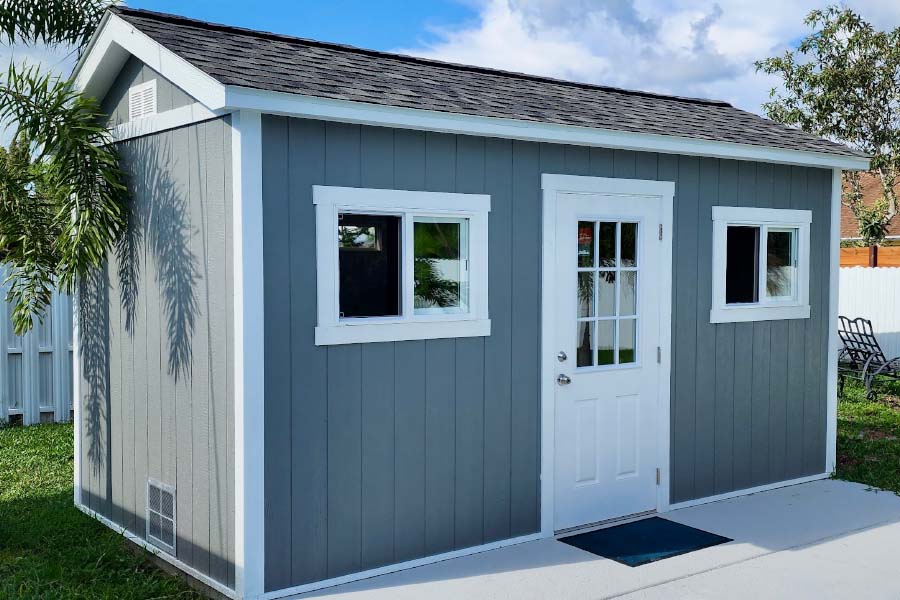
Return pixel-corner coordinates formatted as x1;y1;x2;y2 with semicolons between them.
100;55;194;128
262;116;834;590
78;116;234;589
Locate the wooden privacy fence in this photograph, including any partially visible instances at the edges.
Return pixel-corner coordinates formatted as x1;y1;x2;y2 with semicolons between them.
841;246;900;267
0;271;73;425
839;267;900;360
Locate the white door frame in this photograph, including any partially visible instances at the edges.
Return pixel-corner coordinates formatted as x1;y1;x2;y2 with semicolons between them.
540;173;675;536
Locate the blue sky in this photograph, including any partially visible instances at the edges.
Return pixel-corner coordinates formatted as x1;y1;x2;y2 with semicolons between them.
127;0;480;52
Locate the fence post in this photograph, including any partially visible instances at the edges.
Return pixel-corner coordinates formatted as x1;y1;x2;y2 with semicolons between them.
869;245;878;267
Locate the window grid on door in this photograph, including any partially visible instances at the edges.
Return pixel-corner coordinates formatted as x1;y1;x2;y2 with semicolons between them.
576;220;639;368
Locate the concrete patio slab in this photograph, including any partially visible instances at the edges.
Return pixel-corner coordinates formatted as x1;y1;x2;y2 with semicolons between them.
294;479;900;600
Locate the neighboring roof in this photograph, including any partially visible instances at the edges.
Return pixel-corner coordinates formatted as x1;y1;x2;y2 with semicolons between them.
841;172;900;239
108;6;862;161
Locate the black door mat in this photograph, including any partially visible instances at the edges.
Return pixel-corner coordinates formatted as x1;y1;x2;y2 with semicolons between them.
559;517;731;567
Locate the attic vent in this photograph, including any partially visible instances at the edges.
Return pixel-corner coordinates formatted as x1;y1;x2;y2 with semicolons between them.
128;80;157;121
147;479;176;554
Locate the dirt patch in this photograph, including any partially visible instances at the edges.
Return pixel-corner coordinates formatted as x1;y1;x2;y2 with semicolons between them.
865;429;898;441
838;454;863;468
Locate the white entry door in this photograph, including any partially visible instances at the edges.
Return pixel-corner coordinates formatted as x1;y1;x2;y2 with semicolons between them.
552;185;666;532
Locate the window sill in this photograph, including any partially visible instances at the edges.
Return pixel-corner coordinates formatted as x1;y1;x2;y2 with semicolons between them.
710;304;810;324
315;318;491;346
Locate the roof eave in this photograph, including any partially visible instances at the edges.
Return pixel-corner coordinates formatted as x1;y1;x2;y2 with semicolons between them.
224;85;870;171
73;11;226;108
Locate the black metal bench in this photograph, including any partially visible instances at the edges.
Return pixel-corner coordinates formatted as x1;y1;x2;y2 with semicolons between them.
838;315;900;400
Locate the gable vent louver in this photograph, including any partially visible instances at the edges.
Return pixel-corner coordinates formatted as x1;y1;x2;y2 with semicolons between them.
147;479;176;554
128;79;157;121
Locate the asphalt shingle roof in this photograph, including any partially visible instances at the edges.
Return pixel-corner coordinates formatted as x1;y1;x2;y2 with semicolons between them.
111;7;861;158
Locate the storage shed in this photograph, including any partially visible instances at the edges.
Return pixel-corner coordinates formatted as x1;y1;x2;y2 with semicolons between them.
72;7;868;600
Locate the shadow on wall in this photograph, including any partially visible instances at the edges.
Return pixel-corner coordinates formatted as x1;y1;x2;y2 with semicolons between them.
79;131;199;494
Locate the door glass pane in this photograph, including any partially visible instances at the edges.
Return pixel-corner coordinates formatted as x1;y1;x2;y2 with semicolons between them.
414;217;469;315
766;229;796;299
577;321;594;367
621;222;638;267
339;213;401;318
619;319;637;364
578;272;594;317
598;222;617;267
597;272;616;316
619;271;637;316
597;320;615;366
578;221;595;267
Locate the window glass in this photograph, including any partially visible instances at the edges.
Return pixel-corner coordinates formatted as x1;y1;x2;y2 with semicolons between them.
598;222;617;267
338;213;401;318
725;225;760;304
620;222;638;267
577;321;593;367
619;318;636;364
578;221;595;267
597;320;615;366
414;217;469;315
766;229;797;299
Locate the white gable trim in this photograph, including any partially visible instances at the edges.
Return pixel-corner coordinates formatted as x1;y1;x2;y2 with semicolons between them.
75;14;869;169
74;12;226;109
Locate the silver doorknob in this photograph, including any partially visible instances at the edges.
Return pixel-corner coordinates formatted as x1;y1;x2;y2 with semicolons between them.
557;351;568;363
557;374;572;385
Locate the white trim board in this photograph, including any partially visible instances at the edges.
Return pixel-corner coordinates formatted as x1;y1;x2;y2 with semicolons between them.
257;532;543;600
665;472;830;511
72;289;82;507
224;86;869;171
112;102;222;141
231;110;266;598
539;173;675;530
75;502;237;599
826;170;841;474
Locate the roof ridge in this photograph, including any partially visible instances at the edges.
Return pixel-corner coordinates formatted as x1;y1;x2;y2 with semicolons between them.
110;5;734;109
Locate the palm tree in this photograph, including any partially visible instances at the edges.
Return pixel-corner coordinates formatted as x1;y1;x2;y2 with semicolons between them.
0;0;126;334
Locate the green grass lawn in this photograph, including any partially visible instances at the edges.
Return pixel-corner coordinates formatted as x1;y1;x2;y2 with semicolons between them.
0;423;203;599
836;378;900;495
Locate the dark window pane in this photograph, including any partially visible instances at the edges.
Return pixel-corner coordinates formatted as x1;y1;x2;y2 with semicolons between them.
621;222;638;267
725;225;760;304
598;222;617;267
597;320;615;365
339;213;401;317
577;321;594;367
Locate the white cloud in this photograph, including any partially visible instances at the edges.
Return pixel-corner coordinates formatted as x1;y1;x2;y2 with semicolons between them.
396;0;900;114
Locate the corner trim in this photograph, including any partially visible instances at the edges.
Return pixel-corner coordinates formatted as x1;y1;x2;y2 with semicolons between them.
72;290;82;507
231;110;265;598
75;502;237;599
826;170;841;473
665;472;830;511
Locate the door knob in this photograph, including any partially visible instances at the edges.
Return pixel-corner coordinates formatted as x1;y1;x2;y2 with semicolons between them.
557;350;568;362
557;374;572;385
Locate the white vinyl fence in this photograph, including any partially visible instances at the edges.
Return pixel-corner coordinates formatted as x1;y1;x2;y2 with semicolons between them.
0;273;73;425
839;267;900;359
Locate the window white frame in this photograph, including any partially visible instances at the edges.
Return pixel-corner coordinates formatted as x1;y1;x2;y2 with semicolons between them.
313;185;490;345
711;206;812;323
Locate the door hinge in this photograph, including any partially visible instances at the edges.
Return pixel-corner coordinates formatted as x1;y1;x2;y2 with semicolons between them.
657;346;661;363
656;468;661;485
658;224;663;240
